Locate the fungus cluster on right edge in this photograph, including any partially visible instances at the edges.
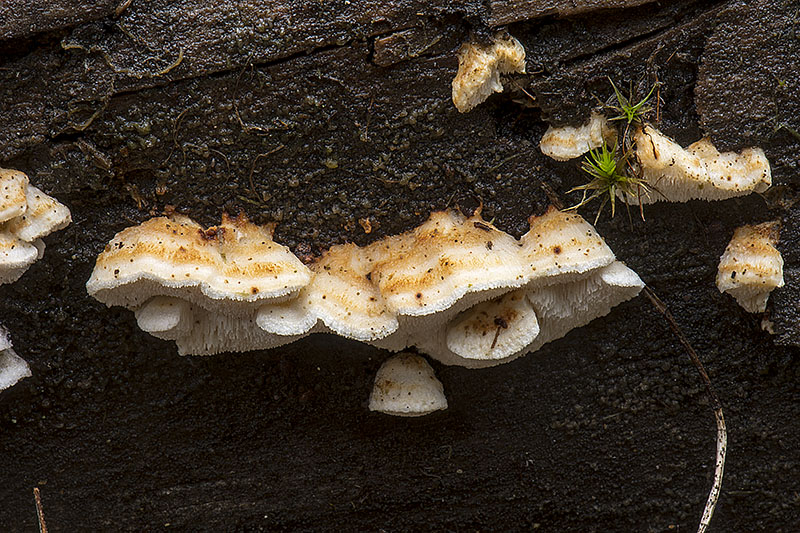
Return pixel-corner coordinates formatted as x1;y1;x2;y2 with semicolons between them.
716;221;784;313
87;207;644;416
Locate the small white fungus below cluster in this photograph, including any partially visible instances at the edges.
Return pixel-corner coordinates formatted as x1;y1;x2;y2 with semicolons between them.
368;353;447;417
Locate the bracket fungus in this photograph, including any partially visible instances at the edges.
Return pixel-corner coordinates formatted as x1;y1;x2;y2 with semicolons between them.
86;213;312;313
0;328;31;392
0;168;72;284
716;221;784;313
368;353;447;417
88;207;643;362
451;33;526;113
539;113;616;161
628;125;771;204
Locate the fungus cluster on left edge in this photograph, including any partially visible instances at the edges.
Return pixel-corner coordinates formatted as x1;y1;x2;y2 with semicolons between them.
0;168;72;392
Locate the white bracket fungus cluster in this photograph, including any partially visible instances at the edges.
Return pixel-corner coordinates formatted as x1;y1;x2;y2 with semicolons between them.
0;168;72;284
716;221;784;313
451;33;526;113
0;327;31;392
539;116;771;203
631;125;771;204
87;208;644;414
539;113;616;161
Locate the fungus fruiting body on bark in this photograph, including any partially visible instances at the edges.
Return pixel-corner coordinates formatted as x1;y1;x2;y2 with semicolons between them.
539;113;616;161
0;168;72;284
0;328;31;392
86;213;312;312
451;33;526;113
368;353;447;417
88;207;644;413
626;125;771;204
88;207;642;361
716;221;784;313
0;168;71;392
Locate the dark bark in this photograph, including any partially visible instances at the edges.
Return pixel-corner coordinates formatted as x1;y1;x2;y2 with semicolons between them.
1;0;798;531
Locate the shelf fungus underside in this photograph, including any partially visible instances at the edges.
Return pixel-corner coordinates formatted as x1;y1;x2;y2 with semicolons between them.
87;207;644;371
716;221;784;313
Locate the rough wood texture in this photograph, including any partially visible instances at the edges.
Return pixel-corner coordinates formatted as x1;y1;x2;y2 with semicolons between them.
1;0;798;530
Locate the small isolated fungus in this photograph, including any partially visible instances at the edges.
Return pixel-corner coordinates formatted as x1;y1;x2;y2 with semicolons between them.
0;327;31;392
368;352;447;417
451;33;526;113
0;168;72;284
539;113;616;161
630;125;771;204
716;221;784;313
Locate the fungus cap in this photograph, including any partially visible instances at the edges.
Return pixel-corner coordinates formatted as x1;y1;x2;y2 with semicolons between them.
135;296;193;340
373;210;527;317
368;353;447;417
539;113;616;161
0;169;71;285
4;185;72;242
716;221;784;313
86;214;312;313
0;169;29;223
519;207;616;283
0;234;41;285
630;125;771;204
304;243;398;341
256;299;317;336
451;33;526;113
